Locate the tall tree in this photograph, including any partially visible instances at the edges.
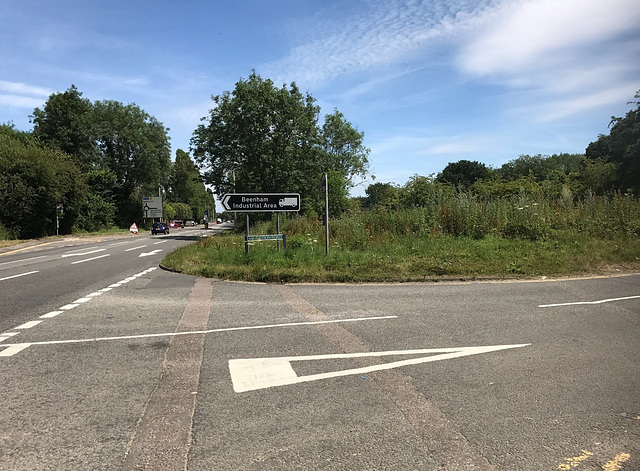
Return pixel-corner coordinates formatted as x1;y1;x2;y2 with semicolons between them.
93;100;171;225
0;128;86;238
437;160;491;189
167;149;214;220
586;90;640;193
191;72;369;216
31;85;98;171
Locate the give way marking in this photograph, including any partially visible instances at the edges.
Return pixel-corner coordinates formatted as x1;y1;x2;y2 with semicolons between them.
229;344;530;393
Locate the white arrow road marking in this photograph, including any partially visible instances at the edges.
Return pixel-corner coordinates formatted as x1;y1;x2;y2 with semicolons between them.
139;249;162;257
229;344;531;393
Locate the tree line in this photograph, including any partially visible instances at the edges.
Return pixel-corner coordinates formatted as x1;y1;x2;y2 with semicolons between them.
1;85;213;239
1;76;637;240
362;90;639;211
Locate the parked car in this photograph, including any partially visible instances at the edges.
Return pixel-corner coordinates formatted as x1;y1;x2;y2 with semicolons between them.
151;222;169;235
185;220;196;226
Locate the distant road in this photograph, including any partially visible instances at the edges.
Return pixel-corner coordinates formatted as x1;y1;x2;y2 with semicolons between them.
0;224;229;332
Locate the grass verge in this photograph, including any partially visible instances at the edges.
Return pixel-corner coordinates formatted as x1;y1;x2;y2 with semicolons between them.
162;231;640;283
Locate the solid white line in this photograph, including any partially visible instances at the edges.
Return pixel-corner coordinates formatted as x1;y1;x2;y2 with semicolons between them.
16;320;43;329
71;254;111;265
125;245;147;252
539;295;640;308
0;270;39;282
40;311;64;318
0;256;46;267
0;316;397;349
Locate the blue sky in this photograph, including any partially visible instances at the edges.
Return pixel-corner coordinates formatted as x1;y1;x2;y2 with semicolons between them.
2;0;639;197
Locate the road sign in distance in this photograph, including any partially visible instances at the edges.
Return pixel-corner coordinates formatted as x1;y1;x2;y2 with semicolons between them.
221;193;300;212
142;196;163;219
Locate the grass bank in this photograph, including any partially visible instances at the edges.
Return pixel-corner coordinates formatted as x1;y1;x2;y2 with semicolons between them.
163;193;640;282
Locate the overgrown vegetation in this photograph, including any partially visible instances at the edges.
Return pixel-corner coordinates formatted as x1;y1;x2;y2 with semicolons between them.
163;189;640;282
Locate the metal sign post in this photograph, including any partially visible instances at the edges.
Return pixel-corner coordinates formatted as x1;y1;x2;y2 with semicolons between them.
323;173;329;256
222;193;301;256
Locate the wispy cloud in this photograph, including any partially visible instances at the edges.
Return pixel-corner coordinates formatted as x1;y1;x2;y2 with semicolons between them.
458;0;640;76
0;94;46;109
0;80;52;97
263;0;479;87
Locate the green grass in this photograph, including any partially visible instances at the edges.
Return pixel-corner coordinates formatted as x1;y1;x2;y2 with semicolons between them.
162;193;640;282
162;230;640;282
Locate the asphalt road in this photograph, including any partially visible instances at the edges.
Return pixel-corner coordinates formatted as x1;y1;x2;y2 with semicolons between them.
0;231;638;470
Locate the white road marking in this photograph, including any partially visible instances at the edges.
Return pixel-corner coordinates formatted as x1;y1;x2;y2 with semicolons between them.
539;295;640;308
0;332;19;343
229;344;532;393
15;320;43;329
0;270;39;282
0;266;160;356
0;344;30;356
0;255;46;267
108;241;136;247
61;248;106;258
59;303;79;310
0;316;396;357
139;249;162;257
125;245;147;252
153;240;168;245
71;254;110;264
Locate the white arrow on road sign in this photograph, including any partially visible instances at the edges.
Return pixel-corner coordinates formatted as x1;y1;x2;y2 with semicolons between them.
229;344;530;393
139;249;162;257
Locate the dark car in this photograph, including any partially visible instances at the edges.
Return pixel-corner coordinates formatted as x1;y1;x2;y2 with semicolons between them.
151;222;169;235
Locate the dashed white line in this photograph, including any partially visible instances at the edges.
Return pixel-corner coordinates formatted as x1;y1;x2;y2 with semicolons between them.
16;320;43;329
125;245;148;252
0;266;159;355
0;270;39;282
0;255;45;267
59;303;79;310
71;254;111;264
153;240;168;245
61;248;106;258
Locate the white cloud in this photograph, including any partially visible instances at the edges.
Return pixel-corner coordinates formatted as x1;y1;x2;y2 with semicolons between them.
263;0;481;87
531;83;638;122
0;94;46;108
0;80;52;97
458;0;640;76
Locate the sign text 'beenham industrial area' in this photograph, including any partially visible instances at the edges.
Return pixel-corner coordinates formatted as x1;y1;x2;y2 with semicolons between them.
221;193;300;212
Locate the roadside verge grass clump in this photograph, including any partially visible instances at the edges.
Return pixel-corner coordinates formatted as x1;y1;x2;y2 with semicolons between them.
162;192;640;282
